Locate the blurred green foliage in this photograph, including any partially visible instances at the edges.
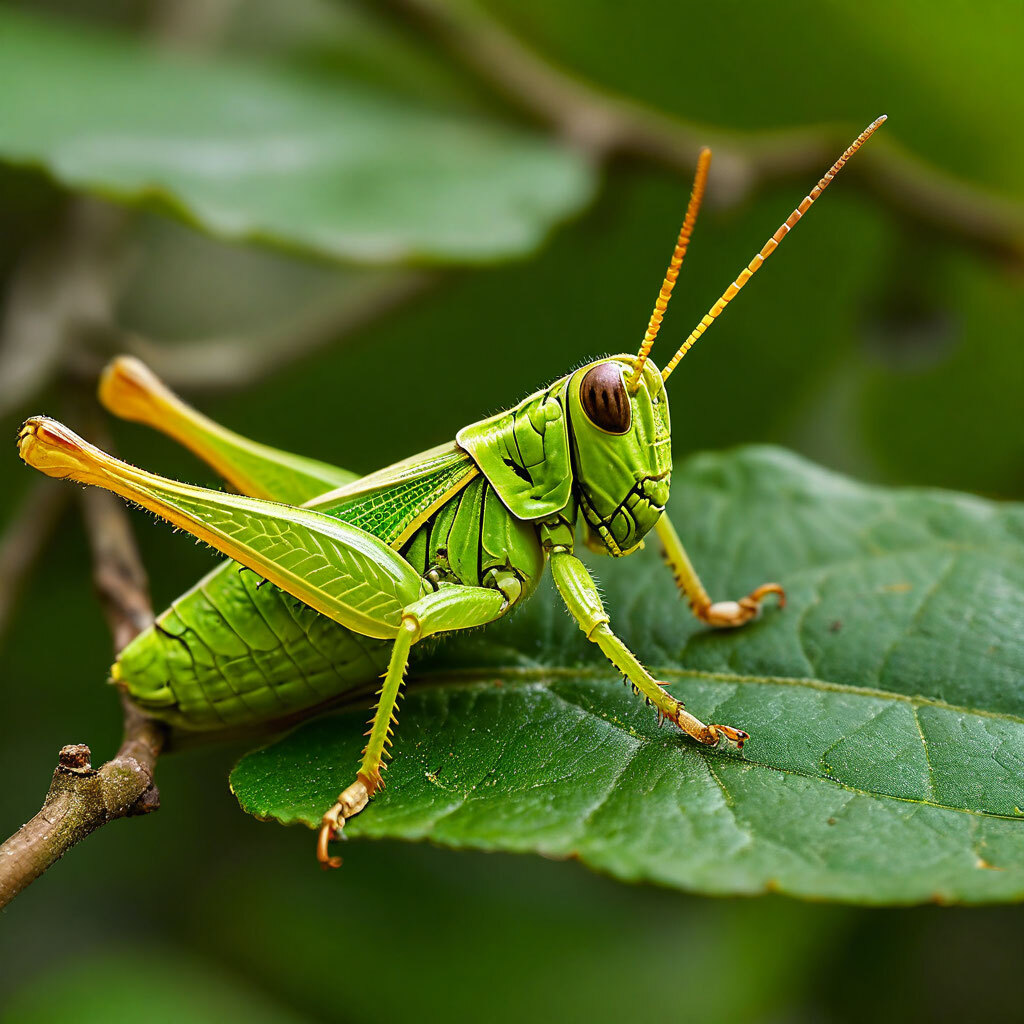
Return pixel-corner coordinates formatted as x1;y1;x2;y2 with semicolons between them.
0;8;594;263
2;1;1023;1021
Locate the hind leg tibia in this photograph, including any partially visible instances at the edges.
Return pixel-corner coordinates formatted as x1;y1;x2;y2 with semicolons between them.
99;355;355;504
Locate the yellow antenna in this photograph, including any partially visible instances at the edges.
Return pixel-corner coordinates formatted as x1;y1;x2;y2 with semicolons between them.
627;147;712;391
661;115;887;383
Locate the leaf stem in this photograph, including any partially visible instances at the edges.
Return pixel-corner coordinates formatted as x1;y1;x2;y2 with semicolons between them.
379;0;1024;263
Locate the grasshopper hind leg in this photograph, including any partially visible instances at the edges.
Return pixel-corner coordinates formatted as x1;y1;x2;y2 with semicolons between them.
18;415;517;868
99;355;355;504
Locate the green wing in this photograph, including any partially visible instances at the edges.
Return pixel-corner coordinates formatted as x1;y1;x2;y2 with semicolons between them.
311;442;479;548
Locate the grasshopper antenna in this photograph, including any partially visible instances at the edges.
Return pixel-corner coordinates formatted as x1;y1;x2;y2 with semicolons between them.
628;147;712;392
661;115;887;383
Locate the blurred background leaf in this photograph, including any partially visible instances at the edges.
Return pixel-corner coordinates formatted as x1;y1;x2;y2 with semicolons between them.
0;7;594;264
3;950;310;1024
2;0;1023;1021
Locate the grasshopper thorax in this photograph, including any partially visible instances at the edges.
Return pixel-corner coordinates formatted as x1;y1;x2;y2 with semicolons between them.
567;356;671;556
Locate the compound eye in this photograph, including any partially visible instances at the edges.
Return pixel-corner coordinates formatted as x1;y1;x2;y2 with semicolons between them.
580;363;631;434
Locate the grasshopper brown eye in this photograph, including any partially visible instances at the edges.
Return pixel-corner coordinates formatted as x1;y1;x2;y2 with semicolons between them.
580;363;631;434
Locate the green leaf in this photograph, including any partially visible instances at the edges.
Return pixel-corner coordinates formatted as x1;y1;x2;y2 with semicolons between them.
0;10;594;264
231;447;1024;904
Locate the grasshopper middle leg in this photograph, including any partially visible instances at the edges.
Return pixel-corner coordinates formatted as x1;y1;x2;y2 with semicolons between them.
317;579;512;867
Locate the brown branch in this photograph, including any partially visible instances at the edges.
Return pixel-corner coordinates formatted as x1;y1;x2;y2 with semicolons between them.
97;269;434;393
0;729;162;909
0;454;164;911
0;0;274;913
381;0;1024;263
0;199;128;419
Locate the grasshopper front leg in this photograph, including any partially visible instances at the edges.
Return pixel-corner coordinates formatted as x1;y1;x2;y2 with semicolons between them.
655;515;784;628
549;548;748;749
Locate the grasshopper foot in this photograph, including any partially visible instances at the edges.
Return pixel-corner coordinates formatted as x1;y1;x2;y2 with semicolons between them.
316;776;373;870
708;723;749;751
667;700;749;751
317;808;346;870
699;582;785;628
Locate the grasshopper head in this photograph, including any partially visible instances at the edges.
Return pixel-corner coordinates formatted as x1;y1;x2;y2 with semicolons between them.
566;356;671;556
587;120;887;553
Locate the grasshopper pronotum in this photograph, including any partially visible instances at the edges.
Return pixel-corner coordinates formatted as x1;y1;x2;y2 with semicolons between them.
18;117;886;867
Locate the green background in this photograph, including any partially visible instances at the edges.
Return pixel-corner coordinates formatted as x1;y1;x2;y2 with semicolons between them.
1;1;1023;1021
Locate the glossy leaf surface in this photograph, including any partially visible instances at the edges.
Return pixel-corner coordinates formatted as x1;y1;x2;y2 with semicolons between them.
232;447;1024;904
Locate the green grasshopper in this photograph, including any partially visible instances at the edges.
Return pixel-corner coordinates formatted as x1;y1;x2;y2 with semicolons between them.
18;117;885;867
